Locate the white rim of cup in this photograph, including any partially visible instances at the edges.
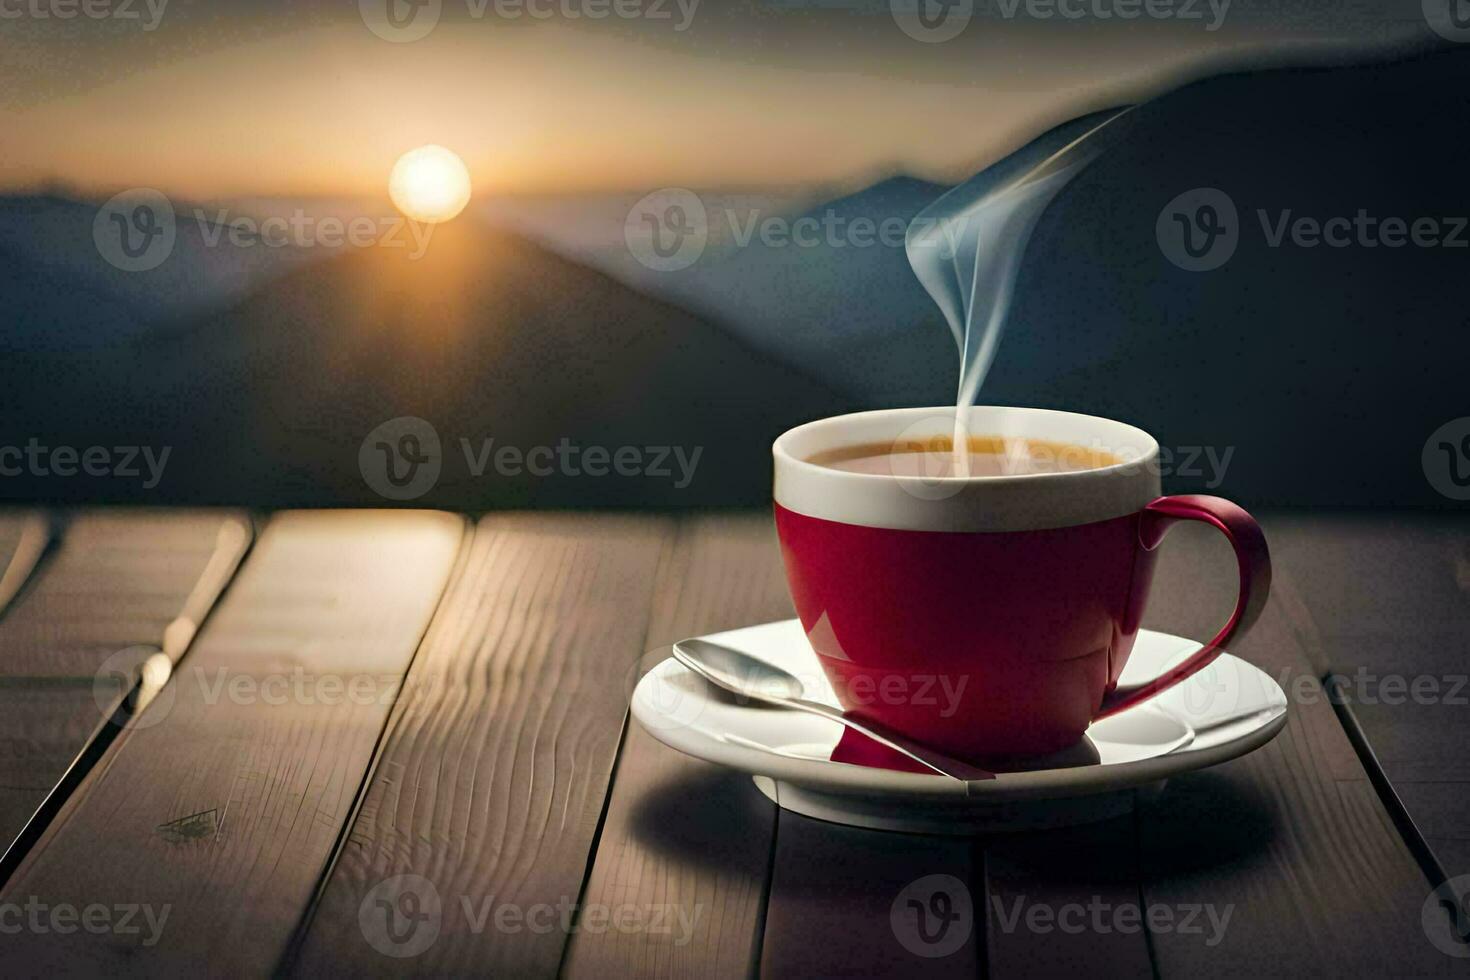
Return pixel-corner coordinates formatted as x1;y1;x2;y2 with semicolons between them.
772;406;1162;533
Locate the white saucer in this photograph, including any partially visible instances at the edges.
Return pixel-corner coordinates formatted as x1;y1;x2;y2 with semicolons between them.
632;619;1287;834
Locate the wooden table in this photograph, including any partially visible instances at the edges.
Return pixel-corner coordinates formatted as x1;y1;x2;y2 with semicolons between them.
0;508;1465;976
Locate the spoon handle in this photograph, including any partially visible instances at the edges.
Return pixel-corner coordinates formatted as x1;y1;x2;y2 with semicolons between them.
791;698;994;782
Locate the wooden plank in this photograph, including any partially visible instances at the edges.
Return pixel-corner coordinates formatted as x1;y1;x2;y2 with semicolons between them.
1133;518;1456;977
1264;512;1470;885
0;511;251;855
0;789;46;850
0;513;61;832
761;815;981;979
0;510;464;976
0;512;247;669
0;511;51;619
1264;513;1470;643
289;513;671;976
0;685;107;846
563;514;791;980
983;816;1153;979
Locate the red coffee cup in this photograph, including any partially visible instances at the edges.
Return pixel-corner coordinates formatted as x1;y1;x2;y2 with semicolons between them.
773;406;1270;763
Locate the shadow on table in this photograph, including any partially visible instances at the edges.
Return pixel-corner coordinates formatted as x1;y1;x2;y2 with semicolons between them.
629;766;776;874
1138;770;1280;875
629;763;1278;880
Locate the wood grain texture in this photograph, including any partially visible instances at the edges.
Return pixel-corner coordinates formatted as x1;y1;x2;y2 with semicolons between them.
1;510;464;977
1134;517;1457;977
1264;512;1470;886
0;511;250;853
761;814;981;979
0;507;1453;977
0;511;51;620
0;788;46;851
290;512;672;977
563;514;792;980
0;685;107;845
0;512;245;674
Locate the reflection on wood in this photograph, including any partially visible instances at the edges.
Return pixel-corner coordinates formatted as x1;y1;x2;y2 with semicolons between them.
564;514;791;980
290;513;670;977
0;511;251;859
0;512;52;620
0;510;464;975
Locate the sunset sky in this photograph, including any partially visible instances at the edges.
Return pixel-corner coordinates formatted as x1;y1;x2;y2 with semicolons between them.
0;0;1428;198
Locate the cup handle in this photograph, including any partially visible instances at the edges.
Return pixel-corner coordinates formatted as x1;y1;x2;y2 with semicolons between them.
1095;494;1272;720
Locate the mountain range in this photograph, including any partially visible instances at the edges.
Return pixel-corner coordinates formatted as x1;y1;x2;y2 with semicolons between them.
1;214;853;507
4;43;1470;508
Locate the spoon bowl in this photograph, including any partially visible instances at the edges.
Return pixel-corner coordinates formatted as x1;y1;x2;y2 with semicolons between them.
673;637;807;701
672;637;993;783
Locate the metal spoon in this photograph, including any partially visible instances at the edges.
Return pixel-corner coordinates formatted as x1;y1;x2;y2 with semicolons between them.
672;637;994;782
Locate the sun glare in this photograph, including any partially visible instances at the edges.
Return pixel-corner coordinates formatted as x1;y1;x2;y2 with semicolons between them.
389;145;473;224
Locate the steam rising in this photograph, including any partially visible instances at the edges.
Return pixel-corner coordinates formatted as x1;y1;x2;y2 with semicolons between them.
904;108;1135;469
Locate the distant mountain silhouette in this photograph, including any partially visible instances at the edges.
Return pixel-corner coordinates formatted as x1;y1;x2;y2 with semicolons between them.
622;45;1470;507
0;194;329;352
0;239;144;350
6;45;1470;508
968;44;1470;507
475;188;812;296
649;176;954;407
642;114;1149;409
474;181;961;405
2;218;853;506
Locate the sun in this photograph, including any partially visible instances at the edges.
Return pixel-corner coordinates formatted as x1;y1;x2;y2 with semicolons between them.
389;145;473;224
